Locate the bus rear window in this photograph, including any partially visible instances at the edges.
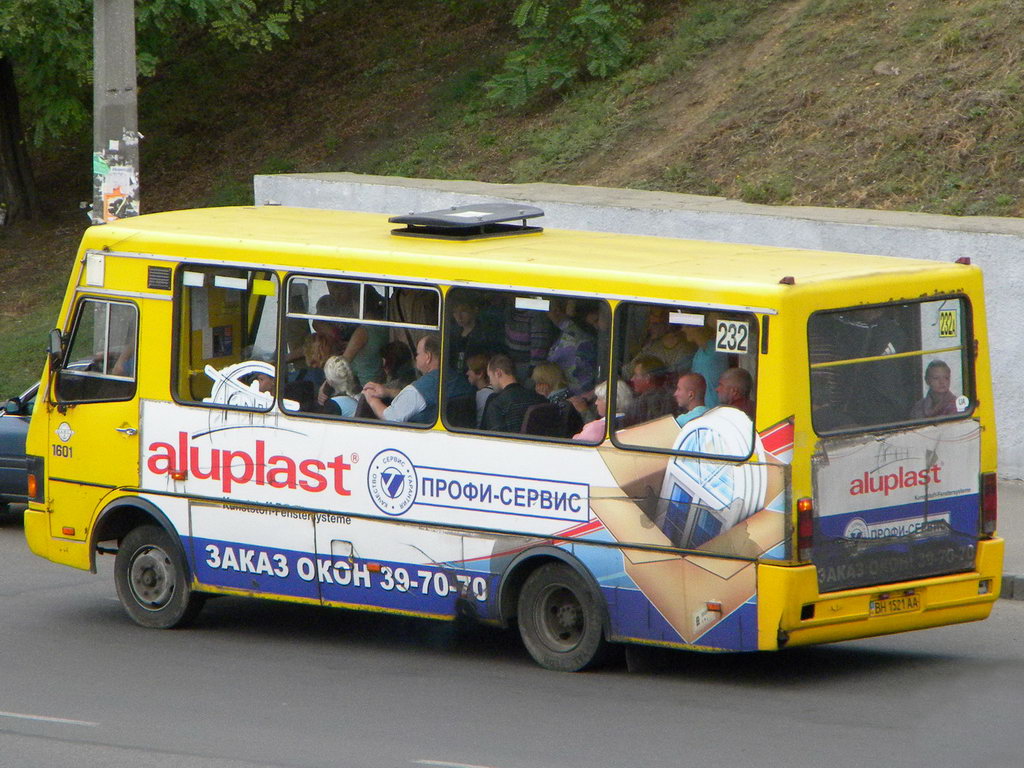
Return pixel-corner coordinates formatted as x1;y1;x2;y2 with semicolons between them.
808;297;974;434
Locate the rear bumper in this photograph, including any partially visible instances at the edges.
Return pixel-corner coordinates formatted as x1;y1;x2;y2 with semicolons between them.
758;537;1003;650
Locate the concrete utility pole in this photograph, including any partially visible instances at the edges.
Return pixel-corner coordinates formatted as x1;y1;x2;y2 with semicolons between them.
92;0;140;224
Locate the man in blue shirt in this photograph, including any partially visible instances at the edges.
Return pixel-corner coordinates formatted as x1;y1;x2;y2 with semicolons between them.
674;372;709;427
364;333;472;424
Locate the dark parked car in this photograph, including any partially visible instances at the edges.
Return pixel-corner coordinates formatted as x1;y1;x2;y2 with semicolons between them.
0;381;37;511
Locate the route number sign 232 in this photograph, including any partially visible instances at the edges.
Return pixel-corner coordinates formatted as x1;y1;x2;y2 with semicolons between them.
715;319;750;354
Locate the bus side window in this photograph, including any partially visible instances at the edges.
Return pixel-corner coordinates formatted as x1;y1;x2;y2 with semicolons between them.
281;276;440;422
610;302;758;459
55;298;138;403
173;267;279;411
442;287;609;440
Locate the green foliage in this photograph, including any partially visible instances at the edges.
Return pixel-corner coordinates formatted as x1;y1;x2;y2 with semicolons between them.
0;283;64;396
486;0;642;107
0;0;326;145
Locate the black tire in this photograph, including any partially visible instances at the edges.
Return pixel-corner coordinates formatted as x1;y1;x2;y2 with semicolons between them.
114;525;205;629
517;562;608;672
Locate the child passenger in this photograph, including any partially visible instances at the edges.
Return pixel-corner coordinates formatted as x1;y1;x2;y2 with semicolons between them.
910;359;959;418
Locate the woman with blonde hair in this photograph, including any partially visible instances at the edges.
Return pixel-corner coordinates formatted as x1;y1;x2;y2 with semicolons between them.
530;361;571;404
572;380;634;443
319;356;361;416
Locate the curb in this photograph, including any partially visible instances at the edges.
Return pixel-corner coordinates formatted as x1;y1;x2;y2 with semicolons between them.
1000;574;1024;600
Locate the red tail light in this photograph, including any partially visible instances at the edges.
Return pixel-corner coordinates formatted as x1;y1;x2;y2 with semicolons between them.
797;497;814;561
981;472;997;537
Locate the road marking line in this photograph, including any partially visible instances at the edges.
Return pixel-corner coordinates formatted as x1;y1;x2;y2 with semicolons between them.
414;761;498;768
0;710;99;727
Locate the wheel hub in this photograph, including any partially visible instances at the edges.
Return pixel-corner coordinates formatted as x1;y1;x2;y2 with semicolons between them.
129;546;175;610
538;585;584;649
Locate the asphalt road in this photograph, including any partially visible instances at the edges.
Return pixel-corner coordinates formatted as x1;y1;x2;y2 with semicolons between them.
2;509;1023;768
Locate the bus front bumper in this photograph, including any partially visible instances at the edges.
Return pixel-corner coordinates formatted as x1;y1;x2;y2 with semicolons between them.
23;506;92;571
758;537;1003;650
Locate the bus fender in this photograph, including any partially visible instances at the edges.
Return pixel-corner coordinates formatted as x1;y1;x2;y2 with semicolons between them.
496;546;610;636
90;495;187;575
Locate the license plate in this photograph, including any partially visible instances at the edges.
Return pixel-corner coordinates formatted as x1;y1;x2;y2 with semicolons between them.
869;594;920;616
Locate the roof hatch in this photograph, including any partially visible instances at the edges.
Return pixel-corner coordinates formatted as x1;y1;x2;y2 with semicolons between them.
389;203;544;241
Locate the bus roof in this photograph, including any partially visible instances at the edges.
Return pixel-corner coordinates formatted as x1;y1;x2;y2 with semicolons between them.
86;205;974;305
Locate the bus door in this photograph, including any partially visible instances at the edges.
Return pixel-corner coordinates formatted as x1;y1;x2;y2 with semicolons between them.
159;264;322;602
48;297;140;540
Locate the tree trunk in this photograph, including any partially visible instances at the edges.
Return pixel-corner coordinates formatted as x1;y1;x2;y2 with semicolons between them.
0;56;40;223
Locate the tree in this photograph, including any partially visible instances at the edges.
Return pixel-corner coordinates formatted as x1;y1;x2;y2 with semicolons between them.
0;55;40;222
485;0;642;107
0;0;324;224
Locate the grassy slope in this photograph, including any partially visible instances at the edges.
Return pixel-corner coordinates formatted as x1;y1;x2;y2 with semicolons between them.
2;0;1022;394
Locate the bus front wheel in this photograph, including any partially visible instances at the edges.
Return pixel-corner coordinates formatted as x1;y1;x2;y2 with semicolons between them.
114;525;204;629
517;563;607;672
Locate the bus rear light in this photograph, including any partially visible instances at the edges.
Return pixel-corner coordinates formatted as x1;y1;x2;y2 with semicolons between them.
981;472;997;537
27;473;38;499
797;497;814;562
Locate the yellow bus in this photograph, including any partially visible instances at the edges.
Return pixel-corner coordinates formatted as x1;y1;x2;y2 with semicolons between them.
24;203;1002;670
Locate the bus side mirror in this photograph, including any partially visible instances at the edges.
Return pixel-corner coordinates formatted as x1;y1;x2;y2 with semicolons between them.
47;328;65;369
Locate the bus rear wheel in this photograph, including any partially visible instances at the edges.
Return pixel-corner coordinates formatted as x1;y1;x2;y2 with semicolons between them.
517;563;607;672
114;525;204;629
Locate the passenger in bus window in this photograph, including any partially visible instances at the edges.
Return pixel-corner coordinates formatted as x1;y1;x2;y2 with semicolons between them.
572;380;633;443
567;303;609;424
530;362;571;405
684;319;727;407
910;359;959;419
715;367;755;419
504;302;556;383
390;286;438;344
292;294;348;393
623;355;675;427
380;341;415;391
546;298;599;395
253;371;275;395
111;343;136;378
320;356;361;417
674;372;709;427
527;362;583;437
363;334;443;423
480;354;546;433
629;307;696;377
466;353;494;426
322;283;387;388
836;305;916;425
447;295;504;374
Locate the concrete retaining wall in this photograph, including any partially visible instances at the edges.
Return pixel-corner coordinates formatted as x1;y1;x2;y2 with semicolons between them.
253;172;1024;479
